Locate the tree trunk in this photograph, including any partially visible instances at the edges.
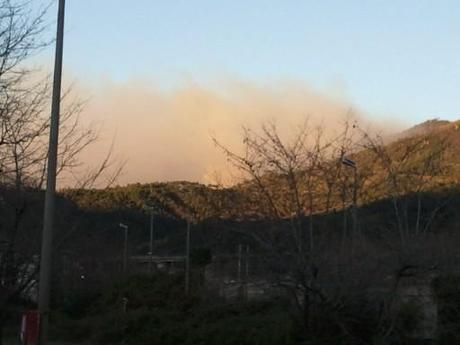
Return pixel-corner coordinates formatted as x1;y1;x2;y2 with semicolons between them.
415;194;422;236
303;291;310;332
0;315;5;345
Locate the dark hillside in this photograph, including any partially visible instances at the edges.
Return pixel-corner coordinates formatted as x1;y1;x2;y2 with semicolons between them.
63;118;460;222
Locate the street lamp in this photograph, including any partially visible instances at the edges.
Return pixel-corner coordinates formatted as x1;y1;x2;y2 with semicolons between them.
341;156;358;248
145;206;155;273
119;223;129;275
38;0;65;343
185;221;191;295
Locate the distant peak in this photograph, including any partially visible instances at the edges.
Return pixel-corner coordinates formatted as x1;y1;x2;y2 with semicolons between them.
410;118;450;130
399;118;452;139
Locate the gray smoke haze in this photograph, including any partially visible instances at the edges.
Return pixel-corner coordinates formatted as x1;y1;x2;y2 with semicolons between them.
75;79;406;186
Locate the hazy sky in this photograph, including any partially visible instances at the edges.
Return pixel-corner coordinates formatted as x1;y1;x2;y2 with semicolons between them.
35;0;460;122
32;1;460;184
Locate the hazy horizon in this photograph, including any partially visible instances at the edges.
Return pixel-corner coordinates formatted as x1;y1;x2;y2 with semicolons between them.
63;77;413;187
30;0;460;186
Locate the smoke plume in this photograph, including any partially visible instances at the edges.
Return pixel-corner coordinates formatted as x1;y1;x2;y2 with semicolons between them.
75;79;405;186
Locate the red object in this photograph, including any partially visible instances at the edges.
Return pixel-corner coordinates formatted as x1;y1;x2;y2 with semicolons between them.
20;311;40;345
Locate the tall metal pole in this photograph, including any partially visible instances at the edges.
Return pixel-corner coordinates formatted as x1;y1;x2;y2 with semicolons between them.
237;244;242;282
149;208;154;273
119;223;129;275
124;226;128;274
245;245;249;279
185;221;191;295
352;166;358;249
245;245;249;301
38;0;65;343
341;157;358;258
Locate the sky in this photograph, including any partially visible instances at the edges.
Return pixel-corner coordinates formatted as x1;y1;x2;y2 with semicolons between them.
31;0;460;185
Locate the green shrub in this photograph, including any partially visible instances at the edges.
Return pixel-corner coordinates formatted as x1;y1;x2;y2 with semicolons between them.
190;248;212;267
91;303;295;345
52;274;296;345
433;275;460;345
396;301;422;335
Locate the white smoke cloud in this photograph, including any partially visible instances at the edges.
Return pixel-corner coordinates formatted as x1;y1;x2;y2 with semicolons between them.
73;78;405;186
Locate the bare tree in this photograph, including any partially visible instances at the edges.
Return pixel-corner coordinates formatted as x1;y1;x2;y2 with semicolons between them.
0;2;123;339
214;120;361;334
214;117;455;343
360;128;451;243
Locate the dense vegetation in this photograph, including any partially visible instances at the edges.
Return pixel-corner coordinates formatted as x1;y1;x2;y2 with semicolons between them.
51;274;296;345
5;120;460;344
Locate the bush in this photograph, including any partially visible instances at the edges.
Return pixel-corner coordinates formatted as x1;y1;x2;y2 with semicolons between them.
51;274;296;345
191;248;212;267
59;289;102;318
433;275;460;345
91;303;295;345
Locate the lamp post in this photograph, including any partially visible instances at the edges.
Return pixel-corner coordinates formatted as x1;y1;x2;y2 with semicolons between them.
119;223;129;275
38;0;65;343
185;221;191;295
145;206;154;273
342;157;358;251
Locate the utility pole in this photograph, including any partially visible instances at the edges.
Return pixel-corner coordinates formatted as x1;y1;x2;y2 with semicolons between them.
352;165;358;244
119;223;129;275
342;157;358;254
237;244;242;282
245;245;249;279
38;0;65;343
147;206;154;273
245;245;249;301
185;221;191;295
